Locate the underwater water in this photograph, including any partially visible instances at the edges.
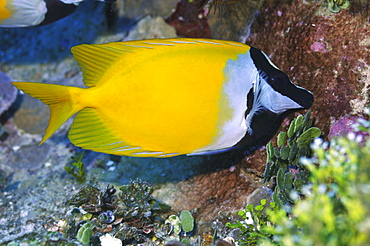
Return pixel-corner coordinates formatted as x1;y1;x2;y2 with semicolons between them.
0;0;369;245
1;2;112;63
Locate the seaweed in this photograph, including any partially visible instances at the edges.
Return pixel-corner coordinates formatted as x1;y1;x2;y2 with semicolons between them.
64;152;87;184
226;199;276;246
263;111;321;210
326;0;350;13
227;107;370;245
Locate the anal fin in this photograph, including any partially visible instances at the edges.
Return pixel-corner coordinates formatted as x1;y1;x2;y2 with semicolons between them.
69;108;180;157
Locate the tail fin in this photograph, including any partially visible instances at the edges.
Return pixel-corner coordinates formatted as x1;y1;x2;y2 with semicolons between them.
12;82;80;144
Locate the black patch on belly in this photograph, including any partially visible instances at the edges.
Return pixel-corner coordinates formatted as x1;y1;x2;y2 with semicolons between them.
236;108;303;155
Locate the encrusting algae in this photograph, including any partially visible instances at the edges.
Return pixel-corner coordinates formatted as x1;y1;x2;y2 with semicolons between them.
12;38;313;158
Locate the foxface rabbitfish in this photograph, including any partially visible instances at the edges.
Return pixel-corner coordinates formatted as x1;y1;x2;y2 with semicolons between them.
12;38;314;157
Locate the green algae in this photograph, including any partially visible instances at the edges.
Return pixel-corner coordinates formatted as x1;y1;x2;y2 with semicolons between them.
64;152;86;184
179;210;194;233
76;222;92;246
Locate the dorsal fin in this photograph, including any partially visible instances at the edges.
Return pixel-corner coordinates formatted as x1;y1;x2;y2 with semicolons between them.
70;38;246;88
71;41;176;88
71;43;129;88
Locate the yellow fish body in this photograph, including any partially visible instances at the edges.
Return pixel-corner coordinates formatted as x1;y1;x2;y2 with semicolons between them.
12;38;313;157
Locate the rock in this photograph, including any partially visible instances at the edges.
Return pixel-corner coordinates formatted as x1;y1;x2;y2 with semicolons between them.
100;234;122;246
12;144;50;170
246;186;273;208
124;16;176;40
153;166;262;224
329;116;359;138
165;241;189;246
215;238;235;246
13;94;49;135
165;0;211;38
0;172;77;244
0;71;17;117
122;0;178;19
205;0;262;41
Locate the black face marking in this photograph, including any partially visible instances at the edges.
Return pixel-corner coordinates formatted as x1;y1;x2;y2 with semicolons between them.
249;47;314;109
230;46;315;156
245;87;254;118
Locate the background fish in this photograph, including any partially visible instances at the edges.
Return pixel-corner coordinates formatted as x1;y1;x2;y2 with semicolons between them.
12;38;314;157
0;0;115;27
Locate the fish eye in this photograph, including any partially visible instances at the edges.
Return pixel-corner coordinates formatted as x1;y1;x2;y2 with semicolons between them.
268;71;289;89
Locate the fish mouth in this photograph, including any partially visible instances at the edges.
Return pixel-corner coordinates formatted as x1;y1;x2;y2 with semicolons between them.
295;87;314;109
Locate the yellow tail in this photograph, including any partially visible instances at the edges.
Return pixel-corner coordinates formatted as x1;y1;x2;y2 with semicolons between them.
12;82;82;144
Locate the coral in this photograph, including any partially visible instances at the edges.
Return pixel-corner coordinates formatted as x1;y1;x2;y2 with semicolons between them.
166;214;183;235
246;0;370;136
116;180;155;221
64;180;172;244
99;210;115;224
